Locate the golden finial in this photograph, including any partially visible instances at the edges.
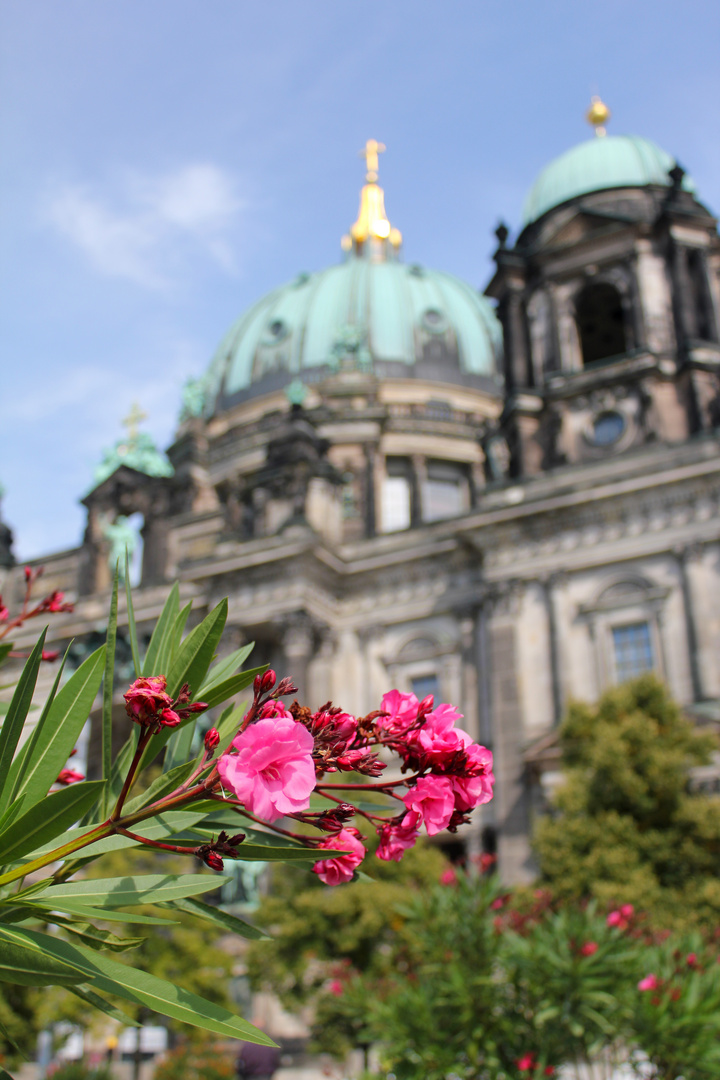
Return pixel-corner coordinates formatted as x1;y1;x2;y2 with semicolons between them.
359;138;386;182
586;95;611;137
345;138;401;255
122;402;147;442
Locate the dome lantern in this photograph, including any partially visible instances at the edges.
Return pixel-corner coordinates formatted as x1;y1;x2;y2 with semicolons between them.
344;139;403;260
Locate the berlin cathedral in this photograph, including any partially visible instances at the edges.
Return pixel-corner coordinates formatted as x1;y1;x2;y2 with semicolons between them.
3;99;720;881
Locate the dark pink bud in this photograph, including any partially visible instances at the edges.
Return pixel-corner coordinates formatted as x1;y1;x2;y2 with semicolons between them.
418;694;434;716
203;850;224;871
42;650;59;662
274;677;298;697
160;708;182;727
204;728;220;751
24;566;32;581
253;672;264;693
186;701;207;713
261;669;277;692
57;768;84;785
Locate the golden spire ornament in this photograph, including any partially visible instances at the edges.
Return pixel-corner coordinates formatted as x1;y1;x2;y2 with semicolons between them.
586;95;611;137
121;402;148;443
344;139;402;256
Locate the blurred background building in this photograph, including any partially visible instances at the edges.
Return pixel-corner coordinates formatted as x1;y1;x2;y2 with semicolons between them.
3;102;720;881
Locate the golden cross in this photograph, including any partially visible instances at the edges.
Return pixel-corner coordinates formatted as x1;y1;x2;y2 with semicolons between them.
121;402;147;441
359;139;386;183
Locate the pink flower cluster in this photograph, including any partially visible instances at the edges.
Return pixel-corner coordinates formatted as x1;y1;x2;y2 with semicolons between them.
211;681;494;885
123;676;207;729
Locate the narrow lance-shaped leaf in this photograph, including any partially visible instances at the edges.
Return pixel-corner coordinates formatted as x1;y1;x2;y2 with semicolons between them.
34;872;228;909
0;929;87;986
167;598;228;699
142;581;180;676
0;780;105;865
200;666;268;711
23;902;177;926
123;760;196;815
0;794;26;838
0;629;46;816
197;643;255;695
68;984;141;1027
1;642;70;813
8;645;106;811
102;564;120;798
164;896;268;940
125;549;141;676
2;923;277;1044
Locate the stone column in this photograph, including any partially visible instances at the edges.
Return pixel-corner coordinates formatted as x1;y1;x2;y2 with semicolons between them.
540;573;564;725
487;583;533;884
411;454;427;527
363;445;377;538
282;617;314;704
674;544;704;703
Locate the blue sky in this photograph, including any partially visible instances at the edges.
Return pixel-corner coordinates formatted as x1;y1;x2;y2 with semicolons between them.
2;0;719;558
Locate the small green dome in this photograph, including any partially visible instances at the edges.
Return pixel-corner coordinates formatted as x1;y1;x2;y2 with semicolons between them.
202;257;502;413
522;134;695;226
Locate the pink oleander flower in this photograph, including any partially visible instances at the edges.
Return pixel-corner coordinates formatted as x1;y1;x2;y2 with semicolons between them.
517;1055;536;1071
56;768;84;785
403;775;455;836
313;828;366;885
638;973;660;991
450;741;495;810
376;811;421;862
620;903;634;918
379;689;419;735
258;699;294;720
580;941;599;957
410;703;465;758
439;867;458;886
606;910;625;928
123;676;174;725
328;979;344;996
686;952;698;967
218;716;315;822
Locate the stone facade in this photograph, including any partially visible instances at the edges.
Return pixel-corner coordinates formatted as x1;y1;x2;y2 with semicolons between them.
3;139;720;884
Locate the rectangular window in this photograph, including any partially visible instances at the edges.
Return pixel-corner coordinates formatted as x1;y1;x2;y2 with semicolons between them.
423;460;466;522
612;622;654;682
381;476;411;532
411;674;440;702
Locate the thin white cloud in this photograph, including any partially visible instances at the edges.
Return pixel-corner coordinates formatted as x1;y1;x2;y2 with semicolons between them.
44;164;244;288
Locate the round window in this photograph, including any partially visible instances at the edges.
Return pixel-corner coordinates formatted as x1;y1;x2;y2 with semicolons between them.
422;308;447;333
591;410;625;446
263;319;289;344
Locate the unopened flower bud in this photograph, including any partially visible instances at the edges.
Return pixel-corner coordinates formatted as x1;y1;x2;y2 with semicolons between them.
24;566;32;582
204;728;220;751
261;669;277;692
203;850;224;871
253;672;264;693
418;694;434;716
274;676;298;697
41;650;60;662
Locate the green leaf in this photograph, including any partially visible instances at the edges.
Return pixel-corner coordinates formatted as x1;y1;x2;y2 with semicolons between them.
125;550;141;676
8;645;106;812
0;794;26;838
0;1024;23;1063
170;601;192;663
123;760;196;815
35;872;228;909
199;666;268;710
163;717;200;775
106;727;140;808
167;598;228;699
101;565;120;807
0;926;87;986
25;901;177;925
0;780;105;864
28;810;208;861
6;923;277;1044
197;643;254;695
68;983;141;1026
164;896;267;940
142;581;180;676
0;642;13;667
0;629;46;816
59;921;145;953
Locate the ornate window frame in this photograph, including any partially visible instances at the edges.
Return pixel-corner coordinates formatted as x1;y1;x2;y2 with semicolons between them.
578;574;669;689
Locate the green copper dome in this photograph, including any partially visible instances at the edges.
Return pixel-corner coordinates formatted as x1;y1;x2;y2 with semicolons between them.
202;256;502;414
522;134;695;226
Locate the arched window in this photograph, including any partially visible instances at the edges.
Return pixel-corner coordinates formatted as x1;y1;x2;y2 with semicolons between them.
576;283;628;366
